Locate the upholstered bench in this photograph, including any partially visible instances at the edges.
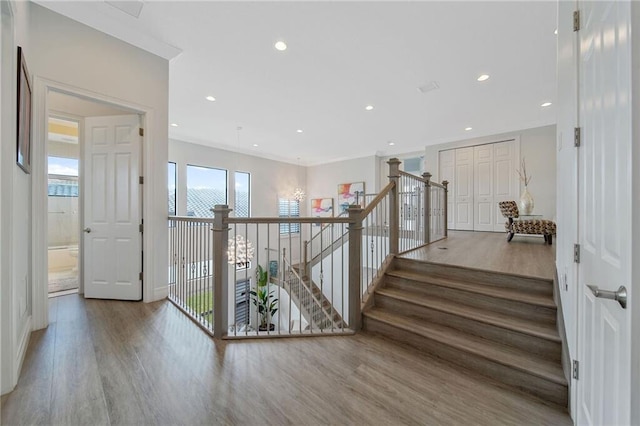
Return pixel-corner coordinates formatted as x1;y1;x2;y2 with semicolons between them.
498;201;556;245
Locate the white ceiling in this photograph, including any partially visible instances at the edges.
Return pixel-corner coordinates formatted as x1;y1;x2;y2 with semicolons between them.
36;1;558;166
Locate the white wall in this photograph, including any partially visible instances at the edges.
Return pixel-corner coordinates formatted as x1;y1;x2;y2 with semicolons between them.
423;125;557;220
307;155;380;215
1;0;31;396
2;1;169;394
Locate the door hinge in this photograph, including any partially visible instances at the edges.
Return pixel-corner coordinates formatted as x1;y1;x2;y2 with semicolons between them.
139;128;144;137
574;127;581;147
139;223;144;233
573;359;580;380
139;176;144;184
574;244;581;263
139;272;143;281
573;10;580;32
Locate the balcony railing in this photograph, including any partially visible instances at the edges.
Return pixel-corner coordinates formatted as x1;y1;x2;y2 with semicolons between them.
167;158;448;338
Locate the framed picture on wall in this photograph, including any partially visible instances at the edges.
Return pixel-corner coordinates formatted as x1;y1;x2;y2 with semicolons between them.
337;182;365;213
311;198;333;226
16;46;32;174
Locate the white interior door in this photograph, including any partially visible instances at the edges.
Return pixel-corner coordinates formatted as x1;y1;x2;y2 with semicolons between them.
454;147;473;230
493;141;518;232
473;144;493;231
83;115;141;300
439;150;455;230
577;1;632;424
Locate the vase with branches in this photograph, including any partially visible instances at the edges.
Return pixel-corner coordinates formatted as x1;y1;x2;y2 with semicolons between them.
250;265;278;331
516;158;534;214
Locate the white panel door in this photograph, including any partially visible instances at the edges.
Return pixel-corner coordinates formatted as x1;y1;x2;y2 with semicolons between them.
577;1;631;424
454;147;473;230
84;115;141;300
493;141;518;232
473;144;493;231
438;150;455;230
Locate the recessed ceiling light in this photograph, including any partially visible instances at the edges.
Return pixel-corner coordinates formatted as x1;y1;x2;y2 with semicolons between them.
170;123;178;127
274;41;287;51
477;74;490;82
465;127;473;131
388;141;395;146
541;102;552;107
297;129;303;133
365;105;374;111
253;143;259;147
206;95;216;102
554;29;558;35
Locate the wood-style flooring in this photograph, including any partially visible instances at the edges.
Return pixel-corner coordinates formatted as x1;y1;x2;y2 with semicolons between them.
1;294;570;425
402;230;556;280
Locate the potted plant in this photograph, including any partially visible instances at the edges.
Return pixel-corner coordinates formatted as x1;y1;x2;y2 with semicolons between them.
250;265;278;331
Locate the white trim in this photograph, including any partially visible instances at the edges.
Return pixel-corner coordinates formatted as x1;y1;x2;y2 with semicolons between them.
14;315;31;381
154;285;168;300
32;77;158;331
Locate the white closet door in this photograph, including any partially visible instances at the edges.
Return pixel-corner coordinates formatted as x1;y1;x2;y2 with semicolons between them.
473;145;494;231
438;150;455;230
454;147;473;230
493;141;518;231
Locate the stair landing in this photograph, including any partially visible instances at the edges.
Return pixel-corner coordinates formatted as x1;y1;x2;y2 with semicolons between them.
400;230;556;281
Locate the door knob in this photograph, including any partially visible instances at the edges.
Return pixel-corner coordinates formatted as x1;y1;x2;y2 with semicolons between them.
587;284;627;309
83;227;92;233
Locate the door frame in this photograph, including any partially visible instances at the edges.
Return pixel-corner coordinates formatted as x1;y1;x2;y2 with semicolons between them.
32;78;155;330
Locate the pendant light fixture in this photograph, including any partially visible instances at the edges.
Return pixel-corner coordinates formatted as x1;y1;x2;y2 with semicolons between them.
293;157;306;202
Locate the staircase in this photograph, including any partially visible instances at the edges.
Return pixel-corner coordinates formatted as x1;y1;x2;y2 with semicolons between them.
362;257;568;407
284;268;345;330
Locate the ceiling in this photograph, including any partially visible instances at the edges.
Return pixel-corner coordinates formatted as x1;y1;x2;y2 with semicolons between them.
36;1;558;166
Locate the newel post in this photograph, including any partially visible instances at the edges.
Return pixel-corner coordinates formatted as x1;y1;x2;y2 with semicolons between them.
348;205;363;331
442;181;449;237
387;158;401;254
212;204;231;338
423;172;432;244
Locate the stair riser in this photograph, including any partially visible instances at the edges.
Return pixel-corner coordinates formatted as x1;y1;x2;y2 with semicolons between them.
393;258;553;297
363;317;568;407
385;276;557;324
375;294;561;362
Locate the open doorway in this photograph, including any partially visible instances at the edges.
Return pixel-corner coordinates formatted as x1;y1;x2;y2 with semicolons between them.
47;116;80;297
46;91;140;299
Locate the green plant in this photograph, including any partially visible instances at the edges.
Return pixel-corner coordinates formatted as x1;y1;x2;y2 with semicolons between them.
250;265;278;330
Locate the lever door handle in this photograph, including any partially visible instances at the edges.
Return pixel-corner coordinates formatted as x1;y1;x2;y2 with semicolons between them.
587;285;627;309
83;227;92;233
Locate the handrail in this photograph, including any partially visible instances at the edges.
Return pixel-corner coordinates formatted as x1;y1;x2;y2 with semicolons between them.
398;170;446;189
169;215;215;223
226;216;353;224
361;181;394;217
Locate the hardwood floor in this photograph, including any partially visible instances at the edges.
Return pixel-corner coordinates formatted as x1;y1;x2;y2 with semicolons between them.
1;294;571;425
402;230;556;280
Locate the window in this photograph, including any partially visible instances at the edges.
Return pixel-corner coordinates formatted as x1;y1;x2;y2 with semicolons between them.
234;171;250;217
279;198;300;234
48;156;79;197
168;162;176;216
235;278;251;325
186;165;227;217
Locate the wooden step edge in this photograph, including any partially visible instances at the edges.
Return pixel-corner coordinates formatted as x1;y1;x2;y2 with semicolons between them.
386;270;557;309
393;257;554;285
375;288;561;343
363;308;568;387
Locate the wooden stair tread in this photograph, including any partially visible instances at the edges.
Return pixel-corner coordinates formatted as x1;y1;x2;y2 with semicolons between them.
386;270;557;309
363;308;567;387
376;287;561;342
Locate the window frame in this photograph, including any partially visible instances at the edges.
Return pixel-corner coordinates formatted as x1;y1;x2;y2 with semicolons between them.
278;198;300;235
186;163;228;218
234;170;251;218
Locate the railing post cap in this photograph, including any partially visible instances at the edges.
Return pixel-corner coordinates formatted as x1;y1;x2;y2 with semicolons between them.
387;158;401;165
422;172;432;181
211;204;232;213
442;180;449;187
347;204;364;213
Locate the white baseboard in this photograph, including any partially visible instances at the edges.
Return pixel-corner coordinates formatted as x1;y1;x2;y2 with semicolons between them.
152;285;168;302
12;315;31;390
